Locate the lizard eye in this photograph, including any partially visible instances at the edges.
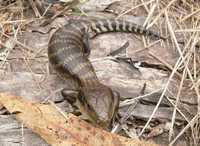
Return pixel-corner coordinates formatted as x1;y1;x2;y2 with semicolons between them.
86;102;94;111
78;90;86;104
78;91;94;110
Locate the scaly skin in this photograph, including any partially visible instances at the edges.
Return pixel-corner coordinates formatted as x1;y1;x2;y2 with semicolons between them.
48;18;164;128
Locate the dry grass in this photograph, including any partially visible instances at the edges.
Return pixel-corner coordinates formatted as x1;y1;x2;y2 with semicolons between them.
111;0;200;145
0;0;200;146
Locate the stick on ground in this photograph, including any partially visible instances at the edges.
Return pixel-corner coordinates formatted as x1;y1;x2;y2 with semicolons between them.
0;93;161;146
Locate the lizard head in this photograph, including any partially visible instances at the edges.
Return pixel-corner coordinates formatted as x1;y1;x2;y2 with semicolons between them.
78;84;119;128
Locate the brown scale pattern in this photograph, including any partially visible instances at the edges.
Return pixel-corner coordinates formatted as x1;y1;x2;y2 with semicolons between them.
48;18;164;128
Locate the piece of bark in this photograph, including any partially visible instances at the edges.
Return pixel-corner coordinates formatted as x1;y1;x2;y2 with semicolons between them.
0;115;48;146
0;93;161;146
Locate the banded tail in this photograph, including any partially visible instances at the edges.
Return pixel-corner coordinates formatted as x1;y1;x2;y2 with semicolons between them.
87;19;165;40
